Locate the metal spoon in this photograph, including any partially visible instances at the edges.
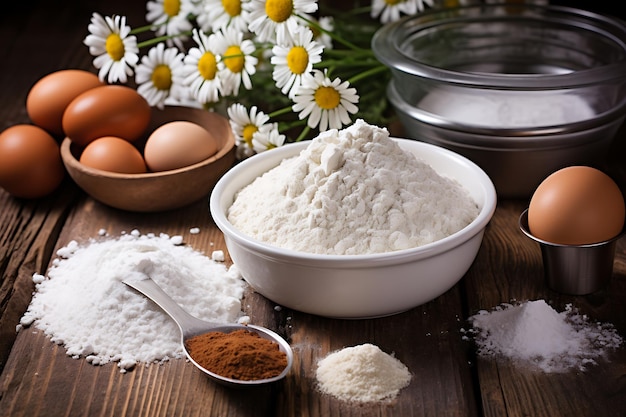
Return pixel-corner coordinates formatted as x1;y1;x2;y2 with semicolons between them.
122;276;293;387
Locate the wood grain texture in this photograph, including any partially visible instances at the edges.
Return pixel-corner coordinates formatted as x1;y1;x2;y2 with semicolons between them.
1;0;626;416
1;195;480;417
464;202;626;417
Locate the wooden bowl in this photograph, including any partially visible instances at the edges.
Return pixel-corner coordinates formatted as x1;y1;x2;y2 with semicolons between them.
61;106;236;212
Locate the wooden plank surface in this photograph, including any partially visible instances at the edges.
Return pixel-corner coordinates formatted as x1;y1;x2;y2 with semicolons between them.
464;200;626;417
1;197;479;417
1;0;626;416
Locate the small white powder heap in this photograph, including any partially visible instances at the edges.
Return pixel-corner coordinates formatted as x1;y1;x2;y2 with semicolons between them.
469;300;623;373
20;231;245;371
315;343;412;403
228;119;479;255
419;90;595;128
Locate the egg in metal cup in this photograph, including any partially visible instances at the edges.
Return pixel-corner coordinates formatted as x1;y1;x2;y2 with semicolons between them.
519;166;626;295
519;210;625;295
61;106;236;212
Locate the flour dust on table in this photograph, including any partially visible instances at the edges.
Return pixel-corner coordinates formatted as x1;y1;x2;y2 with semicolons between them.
18;230;246;372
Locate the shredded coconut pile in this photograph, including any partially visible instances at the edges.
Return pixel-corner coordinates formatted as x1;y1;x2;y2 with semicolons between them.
228;119;479;255
467;299;622;373
315;343;412;403
19;230;246;371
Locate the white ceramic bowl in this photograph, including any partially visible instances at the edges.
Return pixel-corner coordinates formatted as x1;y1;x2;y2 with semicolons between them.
210;139;497;318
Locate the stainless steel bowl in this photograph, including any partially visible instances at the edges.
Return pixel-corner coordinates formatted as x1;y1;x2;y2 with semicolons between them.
372;4;626;198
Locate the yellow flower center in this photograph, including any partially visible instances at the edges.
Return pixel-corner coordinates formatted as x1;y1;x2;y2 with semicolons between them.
222;0;242;17
198;52;218;80
265;0;293;23
287;46;309;75
163;0;181;17
314;86;340;110
243;124;258;147
224;46;244;73
151;64;172;90
384;0;402;5
105;33;125;61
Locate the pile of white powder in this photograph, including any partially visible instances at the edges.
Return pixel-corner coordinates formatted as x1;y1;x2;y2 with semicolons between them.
19;230;246;371
228;119;479;255
419;90;596;128
315;343;412;403
467;299;622;373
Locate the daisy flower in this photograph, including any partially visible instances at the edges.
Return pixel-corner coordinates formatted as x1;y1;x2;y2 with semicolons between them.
214;27;258;96
371;0;429;24
417;0;435;12
181;29;223;105
83;13;139;83
227;103;271;151
252;123;286;153
199;0;251;33
271;26;324;99
246;0;318;43
135;43;185;109
310;16;334;50
146;0;195;48
292;69;359;132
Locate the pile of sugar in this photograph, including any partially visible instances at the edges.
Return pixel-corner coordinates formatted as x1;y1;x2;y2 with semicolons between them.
19;230;245;371
315;343;412;403
467;299;622;373
419;90;595;128
228;119;479;255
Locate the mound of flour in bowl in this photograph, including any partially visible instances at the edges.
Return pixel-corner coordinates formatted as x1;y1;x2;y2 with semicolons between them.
228;119;479;255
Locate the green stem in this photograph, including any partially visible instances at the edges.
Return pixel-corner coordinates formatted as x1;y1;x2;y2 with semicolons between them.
322;47;374;56
319;4;372;17
137;31;192;48
294;125;311;142
317;58;379;69
130;23;157;35
347;64;388;85
297;14;366;51
277;119;305;131
269;106;294;119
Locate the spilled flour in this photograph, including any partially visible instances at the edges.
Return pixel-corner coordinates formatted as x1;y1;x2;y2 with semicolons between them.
466;299;622;373
19;230;246;372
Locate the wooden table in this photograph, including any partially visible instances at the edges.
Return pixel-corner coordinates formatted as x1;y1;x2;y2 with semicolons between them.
1;1;625;416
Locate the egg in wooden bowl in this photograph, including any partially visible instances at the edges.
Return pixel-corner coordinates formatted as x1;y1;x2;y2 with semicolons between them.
61;106;236;212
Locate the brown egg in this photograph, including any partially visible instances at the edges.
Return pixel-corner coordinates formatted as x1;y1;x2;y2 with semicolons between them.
26;69;104;137
62;85;151;147
144;121;219;171
79;136;147;174
0;124;65;198
528;166;625;245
